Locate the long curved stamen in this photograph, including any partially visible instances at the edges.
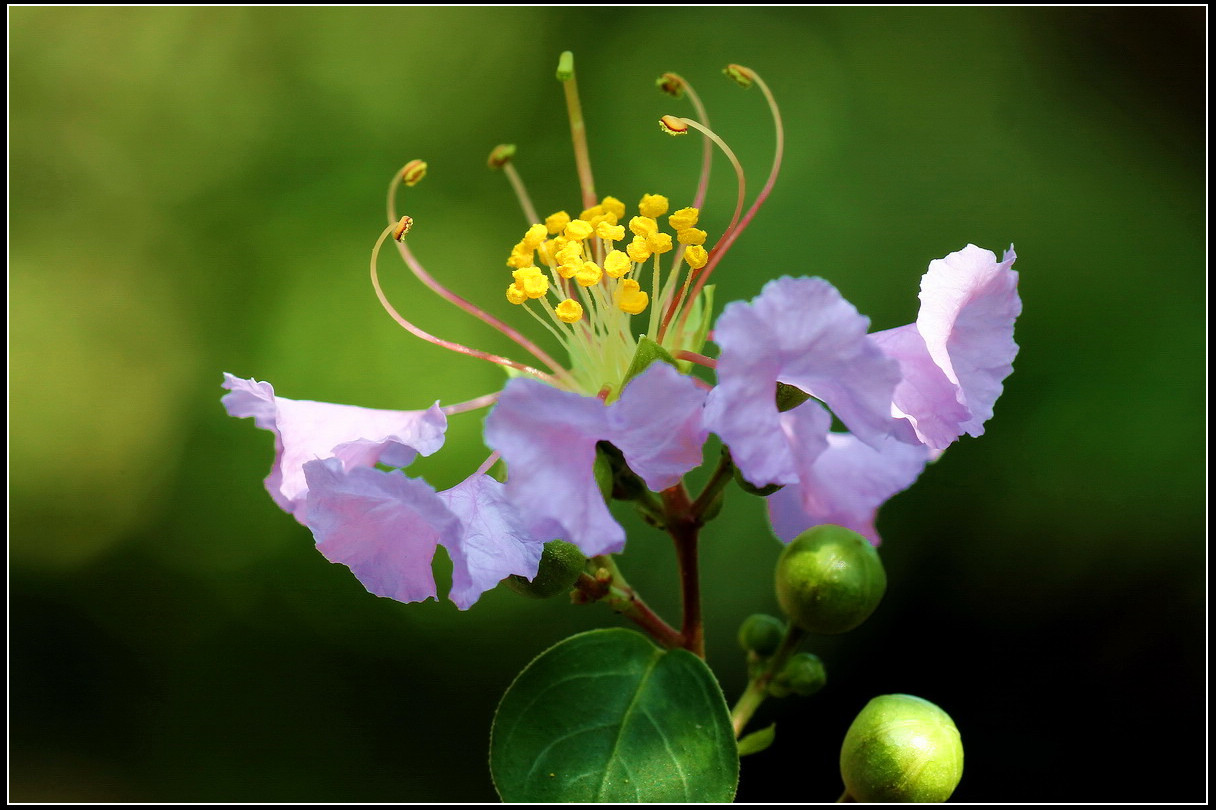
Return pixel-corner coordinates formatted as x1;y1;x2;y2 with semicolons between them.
386;165;568;376
489;144;542;225
557;51;597;211
370;223;564;386
673;67;785;339
655;115;746;343
440;392;500;416
474;450;501;477
657;72;713;211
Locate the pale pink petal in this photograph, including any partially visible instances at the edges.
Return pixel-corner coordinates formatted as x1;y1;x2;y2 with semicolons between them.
768;434;929;545
439;474;544;610
916;245;1021;438
704;277;901;488
303;459;456;605
222;374;446;521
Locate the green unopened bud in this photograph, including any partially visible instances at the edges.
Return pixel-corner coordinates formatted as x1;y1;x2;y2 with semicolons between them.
737;614;785;656
775;525;886;634
505;540;584;599
773;652;826;697
840;694;963;803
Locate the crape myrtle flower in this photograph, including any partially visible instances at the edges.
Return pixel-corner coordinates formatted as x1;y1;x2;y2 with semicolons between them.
222;54;1021;608
708;244;1021;544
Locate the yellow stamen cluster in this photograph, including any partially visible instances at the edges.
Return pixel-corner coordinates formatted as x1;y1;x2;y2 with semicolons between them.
500;192;707;395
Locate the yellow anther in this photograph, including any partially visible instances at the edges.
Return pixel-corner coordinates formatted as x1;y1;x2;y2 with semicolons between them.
392;215;414;242
638;194;670;218
647;232;674;254
518;270;549;299
580;204;605;222
629;216;658;237
596;221;625;242
617;278;649;315
487;144;516;169
656;72;686;99
557;261;579;280
556;242;583;264
669;207;700;230
677;227;707;246
556;299;584;323
626;236;653;263
564;219;594;242
506;246;534;269
601;196;626;221
401;160;428;186
506;283;527;305
659;115;689;135
575;261;603;287
684;244;709;270
604;250;632;278
724;63;755;88
536;240;558;266
546;211;572;235
522;224;548;250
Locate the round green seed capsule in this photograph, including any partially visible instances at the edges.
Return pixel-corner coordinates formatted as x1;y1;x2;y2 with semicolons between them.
774;524;886;634
840;694;964;803
505;540;585;599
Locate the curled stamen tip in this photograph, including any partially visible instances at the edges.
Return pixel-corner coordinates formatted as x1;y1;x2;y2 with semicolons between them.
656;72;686;99
556;51;575;82
401;159;428;186
659;115;689;136
723;64;755;88
392;215;414;241
487;144;517;170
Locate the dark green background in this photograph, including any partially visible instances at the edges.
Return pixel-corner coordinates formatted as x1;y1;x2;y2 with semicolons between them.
10;7;1204;802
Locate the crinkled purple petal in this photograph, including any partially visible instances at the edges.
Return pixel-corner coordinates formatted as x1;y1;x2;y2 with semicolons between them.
303;458;457;604
483;379;621;556
916;245;1021;438
871;324;972;451
767;433;929;545
704;277;901;488
221;374;447;521
608;362;708;491
439;474;545;610
484;363;708;557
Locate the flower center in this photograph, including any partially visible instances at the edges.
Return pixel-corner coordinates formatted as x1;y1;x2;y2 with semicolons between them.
501;193;711;398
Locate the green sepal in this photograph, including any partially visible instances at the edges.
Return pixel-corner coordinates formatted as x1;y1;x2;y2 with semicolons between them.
505;540;586;600
737;724;776;757
775;381;811;413
621;335;679;391
490;628;739;803
734;466;784;497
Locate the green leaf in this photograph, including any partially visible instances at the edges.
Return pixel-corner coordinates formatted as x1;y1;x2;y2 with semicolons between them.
736;724;776;757
490;628;738;803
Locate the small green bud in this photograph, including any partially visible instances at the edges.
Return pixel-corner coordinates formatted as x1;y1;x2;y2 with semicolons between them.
779;652;827;697
505;540;584;599
840;694;964;803
775;524;886;634
737;613;785;656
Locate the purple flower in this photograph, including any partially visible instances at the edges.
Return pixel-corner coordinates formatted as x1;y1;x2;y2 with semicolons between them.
707;246;1021;543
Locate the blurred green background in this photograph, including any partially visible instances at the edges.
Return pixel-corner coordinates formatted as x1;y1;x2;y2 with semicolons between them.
10;7;1204;802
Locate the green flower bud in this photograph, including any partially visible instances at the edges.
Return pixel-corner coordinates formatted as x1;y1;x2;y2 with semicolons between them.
778;652;827;697
840;694;964;803
505;540;585;599
775;524;886;634
737;613;785;656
